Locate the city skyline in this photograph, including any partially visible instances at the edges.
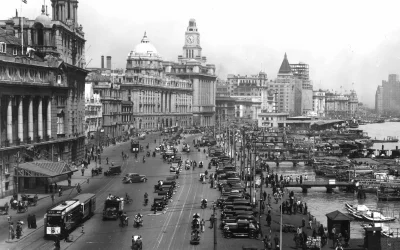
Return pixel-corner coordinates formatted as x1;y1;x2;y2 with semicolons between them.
3;0;400;107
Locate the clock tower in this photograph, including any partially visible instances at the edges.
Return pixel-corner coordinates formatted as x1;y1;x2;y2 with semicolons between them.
180;19;205;63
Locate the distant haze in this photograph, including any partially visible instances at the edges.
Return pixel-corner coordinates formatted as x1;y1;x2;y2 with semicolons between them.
3;0;400;107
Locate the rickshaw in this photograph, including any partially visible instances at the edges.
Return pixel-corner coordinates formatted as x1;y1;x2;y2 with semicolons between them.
0;202;9;215
27;195;38;206
17;201;28;213
131;235;143;250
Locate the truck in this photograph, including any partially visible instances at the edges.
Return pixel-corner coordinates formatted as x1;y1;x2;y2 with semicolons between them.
102;197;124;220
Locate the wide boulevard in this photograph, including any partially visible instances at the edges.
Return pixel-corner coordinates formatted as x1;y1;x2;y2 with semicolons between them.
4;132;223;250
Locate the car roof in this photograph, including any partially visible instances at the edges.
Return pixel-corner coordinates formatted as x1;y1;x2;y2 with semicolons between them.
127;173;139;175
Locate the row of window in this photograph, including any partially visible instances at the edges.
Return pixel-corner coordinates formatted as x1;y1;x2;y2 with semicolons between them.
0;65;63;85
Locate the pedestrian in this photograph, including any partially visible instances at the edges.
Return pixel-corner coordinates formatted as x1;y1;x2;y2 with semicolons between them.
51;194;55;204
302;218;306;228
273;234;279;249
263;191;267;201
200;219;205;232
54;183;58;193
266;212;271;227
309;217;313;229
209;214;215;228
54;236;61;250
81;168;84;176
332;227;336;248
106;157;109;165
58;187;62;197
27;214;31;229
9;222;15;240
31;214;37;228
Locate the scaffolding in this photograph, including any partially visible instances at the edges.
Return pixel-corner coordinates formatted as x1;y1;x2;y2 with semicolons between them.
290;62;309;81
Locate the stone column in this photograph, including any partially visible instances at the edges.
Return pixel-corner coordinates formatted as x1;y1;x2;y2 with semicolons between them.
160;92;163;113
38;97;43;139
7;96;12;143
47;97;52;138
74;4;78;25
28;97;33;140
18;96;23;142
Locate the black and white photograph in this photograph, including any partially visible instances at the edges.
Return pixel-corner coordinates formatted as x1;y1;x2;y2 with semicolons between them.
1;0;400;249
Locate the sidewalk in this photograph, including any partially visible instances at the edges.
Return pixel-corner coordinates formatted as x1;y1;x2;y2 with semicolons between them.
2;139;133;245
253;179;365;250
0;194;49;209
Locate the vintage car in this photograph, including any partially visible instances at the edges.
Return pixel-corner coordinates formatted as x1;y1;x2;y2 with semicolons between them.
122;173;147;183
223;220;259;239
104;166;122;176
170;165;177;172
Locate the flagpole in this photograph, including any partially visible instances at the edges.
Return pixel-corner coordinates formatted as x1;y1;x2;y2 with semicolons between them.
21;1;23;55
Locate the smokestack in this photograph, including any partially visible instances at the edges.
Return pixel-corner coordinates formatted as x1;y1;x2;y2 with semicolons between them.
106;56;111;70
101;55;104;69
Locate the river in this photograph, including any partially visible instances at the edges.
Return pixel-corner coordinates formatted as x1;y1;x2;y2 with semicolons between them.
271;122;400;239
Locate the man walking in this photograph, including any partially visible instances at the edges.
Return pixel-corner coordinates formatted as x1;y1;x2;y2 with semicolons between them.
209;214;215;229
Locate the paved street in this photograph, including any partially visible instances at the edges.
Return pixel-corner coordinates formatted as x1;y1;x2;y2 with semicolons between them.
3;132;226;250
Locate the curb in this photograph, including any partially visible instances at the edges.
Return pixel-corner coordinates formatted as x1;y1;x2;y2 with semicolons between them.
5;224;44;243
63;232;84;250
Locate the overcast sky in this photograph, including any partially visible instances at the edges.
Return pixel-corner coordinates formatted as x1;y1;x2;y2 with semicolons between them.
3;0;400;107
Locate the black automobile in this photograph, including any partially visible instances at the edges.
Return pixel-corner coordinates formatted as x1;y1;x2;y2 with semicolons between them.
223;220;259;239
104;166;122;176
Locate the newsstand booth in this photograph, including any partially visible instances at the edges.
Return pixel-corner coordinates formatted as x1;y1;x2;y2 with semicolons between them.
326;210;353;239
15;161;77;193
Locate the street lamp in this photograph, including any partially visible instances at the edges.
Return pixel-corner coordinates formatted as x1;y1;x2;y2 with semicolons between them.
14;152;21;197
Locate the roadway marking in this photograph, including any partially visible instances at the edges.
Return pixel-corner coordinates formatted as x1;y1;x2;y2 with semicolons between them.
166;169;198;250
153;165;194;250
180;172;205;250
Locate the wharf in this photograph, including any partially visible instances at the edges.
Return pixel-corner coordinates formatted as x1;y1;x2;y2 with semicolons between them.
284;181;356;193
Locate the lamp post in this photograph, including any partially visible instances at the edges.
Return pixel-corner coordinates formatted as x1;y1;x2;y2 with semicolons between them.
14;152;20;198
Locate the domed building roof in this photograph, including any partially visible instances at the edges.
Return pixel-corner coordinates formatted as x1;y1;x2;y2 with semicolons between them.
34;7;52;28
133;32;158;56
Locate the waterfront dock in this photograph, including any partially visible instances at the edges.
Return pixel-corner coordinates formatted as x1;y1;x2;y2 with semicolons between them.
285;181;356;193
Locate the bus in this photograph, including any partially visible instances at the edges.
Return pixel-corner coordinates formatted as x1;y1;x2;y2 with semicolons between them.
44;193;96;238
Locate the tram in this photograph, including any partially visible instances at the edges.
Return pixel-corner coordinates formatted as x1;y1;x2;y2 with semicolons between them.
131;140;140;153
44;193;96;238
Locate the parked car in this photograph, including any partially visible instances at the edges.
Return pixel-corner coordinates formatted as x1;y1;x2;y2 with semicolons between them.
223;220;259;239
122;173;147;183
170;166;177;172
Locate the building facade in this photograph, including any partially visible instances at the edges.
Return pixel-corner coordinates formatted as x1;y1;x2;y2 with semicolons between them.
381;74;400;115
164;19;216;127
312;90;326;117
227;72;269;121
271;53;296;115
84;82;102;139
122;33;193;131
324;90;359;119
0;1;87;196
216;79;236;126
86;72;122;142
375;85;383;114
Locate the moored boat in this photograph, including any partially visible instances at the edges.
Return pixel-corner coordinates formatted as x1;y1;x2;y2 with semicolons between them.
361;211;395;222
345;203;370;220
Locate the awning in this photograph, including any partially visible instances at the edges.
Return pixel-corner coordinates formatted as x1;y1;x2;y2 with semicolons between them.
16;160;76;179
